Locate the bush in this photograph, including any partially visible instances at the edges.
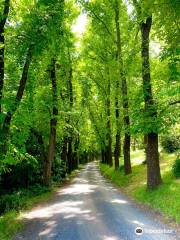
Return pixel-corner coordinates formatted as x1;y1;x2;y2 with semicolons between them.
0;194;27;214
161;135;180;153
0;185;50;215
172;157;180;178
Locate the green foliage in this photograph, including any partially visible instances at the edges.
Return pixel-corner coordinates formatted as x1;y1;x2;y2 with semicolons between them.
0;211;22;240
0;193;27;215
0;143;38;174
161;135;180;153
0;185;50;215
172;157;180;178
52;144;67;182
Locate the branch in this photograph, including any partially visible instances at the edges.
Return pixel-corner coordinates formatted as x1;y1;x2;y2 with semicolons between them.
88;105;105;147
88;73;107;96
15;45;33;103
86;6;116;43
0;0;10;30
158;100;180;116
132;0;141;18
86;45;112;63
169;100;180;106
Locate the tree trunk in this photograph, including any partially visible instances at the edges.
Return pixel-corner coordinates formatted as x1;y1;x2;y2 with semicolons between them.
0;46;33;157
101;148;105;163
68;65;73;108
0;0;10;115
143;134;148;164
141;16;161;189
67;137;73;174
88;106;106;158
105;71;112;167
43;59;58;186
67;56;74;173
147;132;161;188
61;137;68;177
114;133;120;170
123;133;131;174
114;0;131;174
107;133;112;167
104;146;108;164
132;138;136;151
73;137;79;170
114;87;120;170
27;128;46;162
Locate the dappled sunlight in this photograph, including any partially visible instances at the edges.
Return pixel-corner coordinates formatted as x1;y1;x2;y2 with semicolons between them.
136;180;146;186
20;194;102;239
160;161;170;167
58;183;98;195
39;221;57;236
131;157;144;165
74;178;89;184
174;179;180;184
160;161;173;173
39;231;56;238
63;214;76;219
103;235;119;240
160;153;176;175
98;179;107;183
132;220;145;226
22;201;85;219
169;184;180;191
20;197;100;239
103;186;118;192
111;199;127;204
131;150;145;166
14;161;179;240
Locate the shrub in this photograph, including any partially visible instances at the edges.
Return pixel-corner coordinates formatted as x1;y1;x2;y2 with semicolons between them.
161;135;180;153
0;185;49;215
0;194;27;214
172;157;180;178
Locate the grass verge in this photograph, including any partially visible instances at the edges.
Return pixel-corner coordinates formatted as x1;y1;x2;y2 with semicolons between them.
0;169;80;240
100;151;180;223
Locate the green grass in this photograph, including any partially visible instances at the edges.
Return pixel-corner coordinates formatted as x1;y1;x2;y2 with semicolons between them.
0;169;80;240
0;190;53;240
0;211;22;240
100;151;180;223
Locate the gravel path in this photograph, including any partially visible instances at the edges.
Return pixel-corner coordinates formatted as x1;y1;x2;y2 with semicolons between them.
14;161;179;240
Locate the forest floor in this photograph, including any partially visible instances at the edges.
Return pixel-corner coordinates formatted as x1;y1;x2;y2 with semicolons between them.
13;161;178;240
100;151;180;227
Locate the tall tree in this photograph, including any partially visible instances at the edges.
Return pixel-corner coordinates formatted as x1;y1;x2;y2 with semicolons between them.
105;67;113;167
0;45;33;156
67;51;74;173
133;0;162;188
114;0;131;174
43;59;58;185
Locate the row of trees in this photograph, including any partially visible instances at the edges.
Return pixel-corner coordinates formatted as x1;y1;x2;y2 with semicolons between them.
78;0;179;189
0;0;96;190
0;0;179;192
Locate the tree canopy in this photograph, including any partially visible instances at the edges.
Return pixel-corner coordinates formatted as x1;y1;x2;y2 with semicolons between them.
0;0;179;190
